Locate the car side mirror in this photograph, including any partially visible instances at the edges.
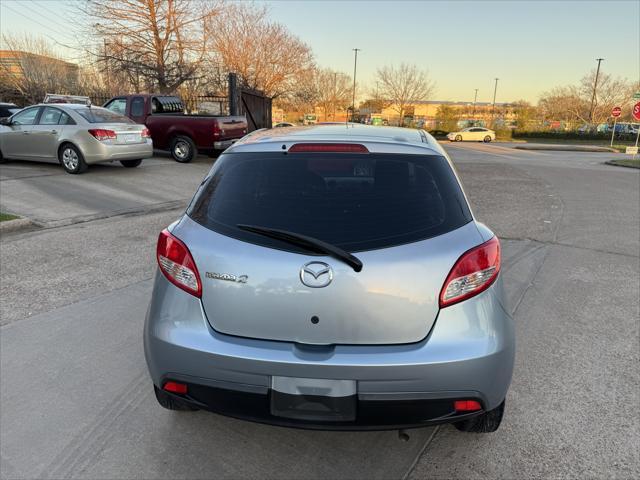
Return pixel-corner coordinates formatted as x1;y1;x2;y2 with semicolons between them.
0;118;11;126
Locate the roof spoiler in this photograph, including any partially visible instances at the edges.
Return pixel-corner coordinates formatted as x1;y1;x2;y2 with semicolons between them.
43;93;91;106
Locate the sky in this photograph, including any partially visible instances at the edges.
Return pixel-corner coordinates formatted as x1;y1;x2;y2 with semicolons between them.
1;0;639;103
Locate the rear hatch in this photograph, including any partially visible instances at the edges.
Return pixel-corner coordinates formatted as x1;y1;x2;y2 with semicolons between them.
216;116;248;139
178;149;480;345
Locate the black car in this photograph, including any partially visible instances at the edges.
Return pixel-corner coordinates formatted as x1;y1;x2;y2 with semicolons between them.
0;103;21;119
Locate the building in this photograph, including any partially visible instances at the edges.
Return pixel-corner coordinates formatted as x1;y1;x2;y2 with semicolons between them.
0;50;79;80
379;100;516;128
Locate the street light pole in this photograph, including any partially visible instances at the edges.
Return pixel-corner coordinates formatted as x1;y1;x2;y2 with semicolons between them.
491;78;499;126
351;48;361;123
589;58;604;124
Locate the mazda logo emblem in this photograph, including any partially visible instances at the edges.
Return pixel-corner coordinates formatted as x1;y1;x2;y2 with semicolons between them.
300;261;333;288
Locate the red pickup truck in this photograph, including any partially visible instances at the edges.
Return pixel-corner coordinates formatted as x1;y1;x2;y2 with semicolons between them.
103;95;248;162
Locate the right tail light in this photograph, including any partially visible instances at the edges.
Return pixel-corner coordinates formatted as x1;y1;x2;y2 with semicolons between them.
439;237;501;308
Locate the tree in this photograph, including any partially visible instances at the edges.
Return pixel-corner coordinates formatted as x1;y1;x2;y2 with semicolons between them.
511;100;538;130
538;71;638;126
208;3;314;98
376;63;435;126
83;0;220;93
435;104;459;132
0;34;79;104
313;69;351;120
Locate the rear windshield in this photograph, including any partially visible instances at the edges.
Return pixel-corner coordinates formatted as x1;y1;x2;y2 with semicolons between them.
187;152;472;252
76;108;133;124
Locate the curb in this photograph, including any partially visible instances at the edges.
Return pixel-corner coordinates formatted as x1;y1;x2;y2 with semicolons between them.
514;144;617;153
0;217;32;233
604;160;640;169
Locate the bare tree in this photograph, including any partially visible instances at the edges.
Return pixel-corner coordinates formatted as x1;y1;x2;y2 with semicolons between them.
376;63;435;126
0;34;79;104
275;68;319;114
313;69;351;120
83;0;220;93
539;71;638;126
208;3;314;98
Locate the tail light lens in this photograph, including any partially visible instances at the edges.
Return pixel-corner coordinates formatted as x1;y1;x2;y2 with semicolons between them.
88;129;116;141
141;127;151;138
212;122;220;138
440;237;501;308
156;229;202;298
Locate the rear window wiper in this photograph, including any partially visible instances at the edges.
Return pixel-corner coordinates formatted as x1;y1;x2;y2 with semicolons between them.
236;224;363;272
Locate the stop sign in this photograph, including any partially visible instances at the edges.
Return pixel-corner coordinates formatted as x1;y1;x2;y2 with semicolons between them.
611;106;622;117
633;102;640;121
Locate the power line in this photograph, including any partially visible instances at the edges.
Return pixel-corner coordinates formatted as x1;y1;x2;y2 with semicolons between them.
0;1;86;61
32;0;74;25
1;2;79;45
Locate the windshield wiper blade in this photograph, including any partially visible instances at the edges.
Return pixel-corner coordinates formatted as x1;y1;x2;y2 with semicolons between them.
236;224;363;272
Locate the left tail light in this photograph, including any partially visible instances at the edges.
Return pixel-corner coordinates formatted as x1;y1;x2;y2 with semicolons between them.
439;237;501;308
156;229;202;298
88;129;116;141
141;127;151;138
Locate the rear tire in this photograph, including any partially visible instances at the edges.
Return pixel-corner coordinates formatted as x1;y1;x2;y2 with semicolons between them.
455;135;462;142
454;400;505;433
153;385;198;411
483;135;492;143
170;135;196;163
59;144;87;174
120;159;142;168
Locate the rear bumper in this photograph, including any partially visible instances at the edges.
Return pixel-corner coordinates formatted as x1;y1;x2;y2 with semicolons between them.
213;139;237;150
160;381;486;430
82;139;153;164
144;272;515;429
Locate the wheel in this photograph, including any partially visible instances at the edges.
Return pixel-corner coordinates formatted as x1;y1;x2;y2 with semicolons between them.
59;144;87;174
483;135;492;143
454;400;504;433
455;135;462;142
153;385;198;411
170;136;196;163
120;159;142;168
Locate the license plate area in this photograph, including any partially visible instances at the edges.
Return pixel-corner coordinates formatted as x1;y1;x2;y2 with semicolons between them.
121;133;139;143
270;376;356;422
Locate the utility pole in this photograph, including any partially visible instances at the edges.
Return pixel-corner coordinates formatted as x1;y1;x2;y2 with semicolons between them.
589;58;604;124
351;48;361;123
491;78;499;126
472;88;478;118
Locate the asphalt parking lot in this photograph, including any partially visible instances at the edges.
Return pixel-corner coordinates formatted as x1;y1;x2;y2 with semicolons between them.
1;143;638;479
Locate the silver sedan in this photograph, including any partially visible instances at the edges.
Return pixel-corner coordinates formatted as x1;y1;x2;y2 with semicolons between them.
0;104;153;174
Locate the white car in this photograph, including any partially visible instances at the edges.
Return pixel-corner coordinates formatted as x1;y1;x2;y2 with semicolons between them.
447;127;495;143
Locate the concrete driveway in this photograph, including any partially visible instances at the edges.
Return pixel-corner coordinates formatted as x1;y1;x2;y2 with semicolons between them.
0;154;212;227
1;144;638;479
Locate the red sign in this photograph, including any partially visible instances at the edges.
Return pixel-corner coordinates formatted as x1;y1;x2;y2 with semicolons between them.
633;102;640;121
611;106;622;118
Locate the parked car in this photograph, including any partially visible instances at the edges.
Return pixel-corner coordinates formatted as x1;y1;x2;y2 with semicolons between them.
144;124;515;432
447;127;495;142
0;104;153;174
104;95;248;162
0;102;21;119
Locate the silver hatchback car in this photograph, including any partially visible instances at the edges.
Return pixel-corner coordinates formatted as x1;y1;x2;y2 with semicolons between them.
0;104;153;174
144;125;515;432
